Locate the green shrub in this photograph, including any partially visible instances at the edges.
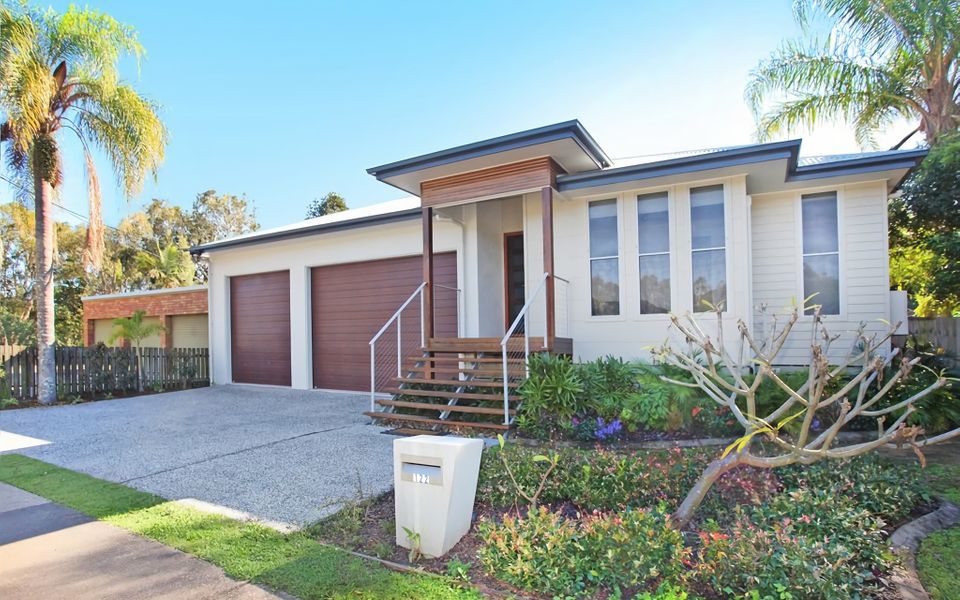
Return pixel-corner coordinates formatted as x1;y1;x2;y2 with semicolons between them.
777;454;925;523
515;353;584;439
478;444;713;511
477;506;687;598
694;490;893;600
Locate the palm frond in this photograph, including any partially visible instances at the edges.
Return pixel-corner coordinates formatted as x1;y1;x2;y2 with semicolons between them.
74;75;166;197
82;148;104;271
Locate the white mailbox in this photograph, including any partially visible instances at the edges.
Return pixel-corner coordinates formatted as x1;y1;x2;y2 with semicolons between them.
393;435;483;558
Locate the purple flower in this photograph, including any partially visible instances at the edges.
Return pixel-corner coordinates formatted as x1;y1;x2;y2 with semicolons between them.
594;418;623;440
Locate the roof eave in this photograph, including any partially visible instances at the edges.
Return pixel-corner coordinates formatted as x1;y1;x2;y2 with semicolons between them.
190;208;421;255
366;120;612;181
557;140;802;192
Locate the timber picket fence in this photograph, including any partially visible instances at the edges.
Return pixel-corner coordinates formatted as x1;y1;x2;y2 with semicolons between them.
1;346;209;400
908;317;960;369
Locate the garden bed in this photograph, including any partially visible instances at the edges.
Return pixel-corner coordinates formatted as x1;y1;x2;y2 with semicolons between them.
0;382;210;411
309;444;936;599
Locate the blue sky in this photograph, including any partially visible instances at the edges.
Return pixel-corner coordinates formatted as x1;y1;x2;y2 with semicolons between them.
4;1;916;230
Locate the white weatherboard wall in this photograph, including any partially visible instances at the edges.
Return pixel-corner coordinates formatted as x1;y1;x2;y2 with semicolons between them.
206;218;464;389
551;175;752;361
751;181;891;364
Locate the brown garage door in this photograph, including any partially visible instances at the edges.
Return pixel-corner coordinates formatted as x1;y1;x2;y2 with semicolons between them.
311;253;457;391
231;270;291;386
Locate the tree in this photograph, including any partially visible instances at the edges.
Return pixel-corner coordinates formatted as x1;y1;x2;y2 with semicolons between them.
306;192;348;219
747;0;960;147
655;303;959;529
107;309;164;391
0;3;166;403
890;134;960;315
188;190;259;281
135;242;195;289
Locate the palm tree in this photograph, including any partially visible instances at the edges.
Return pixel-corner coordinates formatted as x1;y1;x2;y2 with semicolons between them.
108;310;164;392
747;0;960;148
0;3;166;403
136;242;196;289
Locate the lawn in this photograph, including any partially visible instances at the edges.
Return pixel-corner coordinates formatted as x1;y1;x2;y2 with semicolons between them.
0;454;478;600
917;463;960;600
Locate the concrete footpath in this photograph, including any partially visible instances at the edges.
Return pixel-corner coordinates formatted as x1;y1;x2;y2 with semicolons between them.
0;482;284;600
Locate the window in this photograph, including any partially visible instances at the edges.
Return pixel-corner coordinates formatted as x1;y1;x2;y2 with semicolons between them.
690;185;726;311
637;192;670;313
801;192;840;315
589;199;619;316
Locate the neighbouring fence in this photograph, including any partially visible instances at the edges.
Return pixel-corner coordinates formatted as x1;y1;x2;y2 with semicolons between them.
909;317;960;368
1;345;209;400
1;344;26;364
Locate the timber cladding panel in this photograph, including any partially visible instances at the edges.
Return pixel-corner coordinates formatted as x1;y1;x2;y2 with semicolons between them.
420;157;563;207
311;253;457;392
230;270;291;386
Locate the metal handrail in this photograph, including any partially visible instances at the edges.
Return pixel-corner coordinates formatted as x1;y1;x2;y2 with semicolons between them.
499;272;550;426
369;282;427;412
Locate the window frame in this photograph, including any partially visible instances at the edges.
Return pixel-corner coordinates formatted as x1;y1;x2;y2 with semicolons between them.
689;183;728;313
636;190;672;315
797;189;843;317
586;197;623;319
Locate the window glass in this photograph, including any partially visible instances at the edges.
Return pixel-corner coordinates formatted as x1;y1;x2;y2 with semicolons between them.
692;249;727;310
690;185;726;311
637;192;670;313
637;192;669;254
589;199;619;316
589;200;618;258
591;258;620;316
690;185;725;249
639;254;670;314
801;192;840;315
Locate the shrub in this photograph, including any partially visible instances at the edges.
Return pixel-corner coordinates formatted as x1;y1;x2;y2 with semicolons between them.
477;506;688;598
515;353;585;439
777;454;925;523
694;490;893;600
478;444;712;511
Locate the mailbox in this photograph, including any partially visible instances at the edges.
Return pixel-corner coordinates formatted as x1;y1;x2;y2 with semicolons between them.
393;435;484;558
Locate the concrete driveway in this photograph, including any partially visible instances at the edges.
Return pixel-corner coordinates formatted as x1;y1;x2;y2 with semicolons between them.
0;385;394;528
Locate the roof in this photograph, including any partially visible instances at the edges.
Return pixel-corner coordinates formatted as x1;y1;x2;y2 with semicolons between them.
191;196;421;254
82;284;207;302
367;120;613;195
191;128;928;254
368;120;612;178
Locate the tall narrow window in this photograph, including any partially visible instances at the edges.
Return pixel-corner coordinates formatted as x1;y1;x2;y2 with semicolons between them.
690;185;726;311
801;192;840;315
589;199;619;316
637;192;670;313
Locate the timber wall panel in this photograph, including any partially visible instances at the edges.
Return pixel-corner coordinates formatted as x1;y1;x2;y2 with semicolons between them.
420;157;562;207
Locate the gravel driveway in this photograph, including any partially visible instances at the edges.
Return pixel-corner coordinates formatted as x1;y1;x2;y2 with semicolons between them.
0;385;394;527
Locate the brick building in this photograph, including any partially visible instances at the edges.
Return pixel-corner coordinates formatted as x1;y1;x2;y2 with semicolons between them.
82;285;208;348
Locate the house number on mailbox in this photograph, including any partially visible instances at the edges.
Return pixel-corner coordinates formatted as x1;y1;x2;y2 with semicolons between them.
413;473;431;484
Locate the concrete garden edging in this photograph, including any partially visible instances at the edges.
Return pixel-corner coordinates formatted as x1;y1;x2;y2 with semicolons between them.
510;430;877;450
888;498;960;600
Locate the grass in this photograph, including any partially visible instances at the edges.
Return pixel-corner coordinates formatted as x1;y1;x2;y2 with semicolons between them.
917;527;960;600
917;462;960;600
0;454;478;600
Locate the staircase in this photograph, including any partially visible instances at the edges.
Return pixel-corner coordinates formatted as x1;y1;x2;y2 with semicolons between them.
364;337;544;432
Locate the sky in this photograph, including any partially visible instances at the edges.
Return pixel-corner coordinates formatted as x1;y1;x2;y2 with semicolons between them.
2;1;918;231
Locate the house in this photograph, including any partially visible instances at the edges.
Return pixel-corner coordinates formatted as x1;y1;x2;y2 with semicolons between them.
82;285;209;349
191;120;925;430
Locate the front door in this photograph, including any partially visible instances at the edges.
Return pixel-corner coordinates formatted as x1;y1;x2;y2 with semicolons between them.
504;232;525;328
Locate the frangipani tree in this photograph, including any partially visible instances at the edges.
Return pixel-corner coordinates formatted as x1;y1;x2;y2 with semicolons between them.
655;302;959;529
0;3;166;403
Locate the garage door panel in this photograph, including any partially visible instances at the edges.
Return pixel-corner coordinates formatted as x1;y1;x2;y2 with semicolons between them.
231;270;291;386
312;253;457;391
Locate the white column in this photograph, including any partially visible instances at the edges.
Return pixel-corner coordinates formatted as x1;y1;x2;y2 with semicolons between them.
289;266;313;389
